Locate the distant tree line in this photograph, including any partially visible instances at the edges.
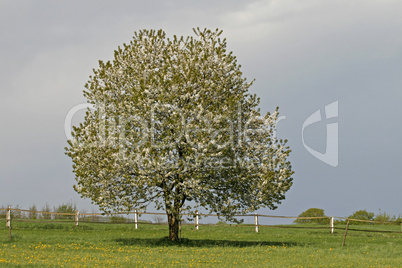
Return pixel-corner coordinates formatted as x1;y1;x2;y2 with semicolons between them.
0;203;77;220
294;208;401;225
0;203;140;223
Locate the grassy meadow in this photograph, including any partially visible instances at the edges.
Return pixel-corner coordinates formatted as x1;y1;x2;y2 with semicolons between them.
0;221;401;267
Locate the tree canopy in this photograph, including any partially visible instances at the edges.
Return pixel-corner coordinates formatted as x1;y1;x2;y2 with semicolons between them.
65;28;294;240
294;208;329;224
347;210;374;225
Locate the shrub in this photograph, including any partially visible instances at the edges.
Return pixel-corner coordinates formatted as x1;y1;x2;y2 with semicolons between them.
216;219;227;225
153;216;166;224
294;208;329;224
110;215;128;223
10;205;24;219
347;210;374;225
40;203;52;220
54;202;77;220
374;210;396;224
28;204;38;220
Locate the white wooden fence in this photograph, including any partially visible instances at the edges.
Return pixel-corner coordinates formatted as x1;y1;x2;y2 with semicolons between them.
1;206;401;245
1;206;400;232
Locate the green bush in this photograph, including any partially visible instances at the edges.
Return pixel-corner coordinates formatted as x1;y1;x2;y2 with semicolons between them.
347;210;374;225
54;202;77;220
294;208;329;224
28;204;38;220
374;210;396;224
110;215;128;223
40;203;52;220
216;219;227;225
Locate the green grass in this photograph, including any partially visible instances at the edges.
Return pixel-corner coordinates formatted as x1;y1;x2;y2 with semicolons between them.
0;221;401;267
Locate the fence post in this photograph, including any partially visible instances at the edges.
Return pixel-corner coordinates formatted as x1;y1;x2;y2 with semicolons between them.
330;217;334;234
75;210;79;226
6;206;11;228
342;220;350;246
6;206;11;240
179;218;182;242
195;211;199;230
254;213;259;233
134;210;138;229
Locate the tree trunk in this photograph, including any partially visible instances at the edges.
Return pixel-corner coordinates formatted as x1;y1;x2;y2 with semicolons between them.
167;212;180;241
163;177;185;241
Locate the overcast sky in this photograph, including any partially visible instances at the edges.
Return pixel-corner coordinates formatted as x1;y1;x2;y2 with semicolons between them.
1;0;401;221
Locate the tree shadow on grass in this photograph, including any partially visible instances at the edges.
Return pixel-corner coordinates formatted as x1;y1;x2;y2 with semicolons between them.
114;237;302;248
